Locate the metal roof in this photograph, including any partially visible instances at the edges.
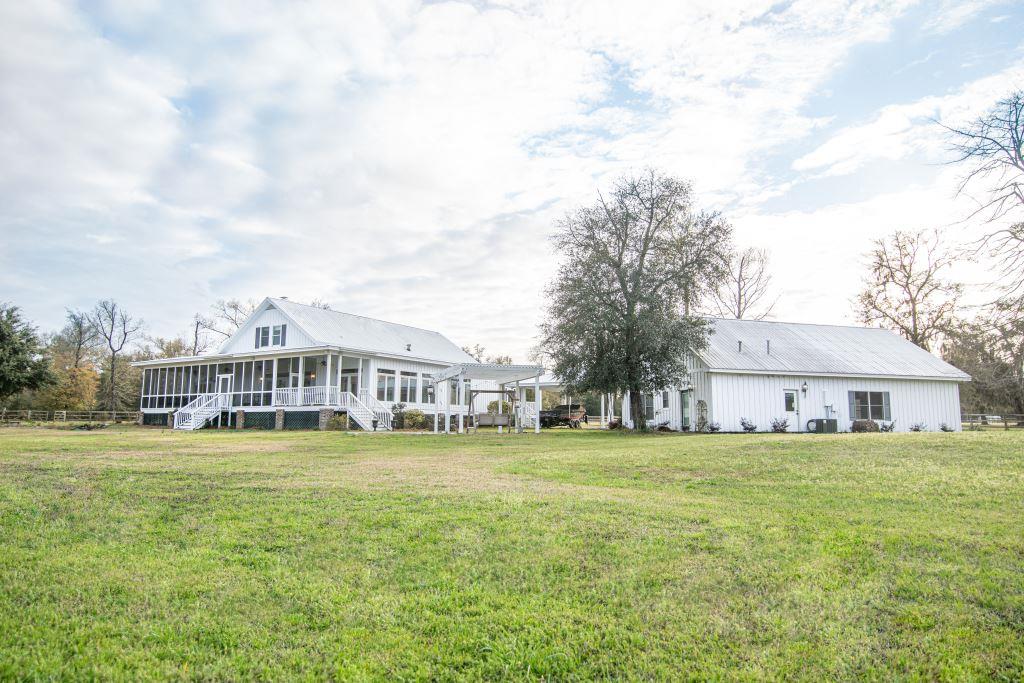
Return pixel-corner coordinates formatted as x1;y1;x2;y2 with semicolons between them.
698;318;970;381
269;298;478;365
431;363;544;383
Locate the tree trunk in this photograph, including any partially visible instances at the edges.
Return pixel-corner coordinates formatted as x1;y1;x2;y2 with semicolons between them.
629;388;646;430
109;351;117;411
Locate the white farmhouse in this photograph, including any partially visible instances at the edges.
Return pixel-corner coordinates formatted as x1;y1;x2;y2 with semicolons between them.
618;318;970;432
132;297;515;431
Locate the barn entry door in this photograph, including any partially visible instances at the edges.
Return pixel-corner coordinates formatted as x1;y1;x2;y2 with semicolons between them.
783;389;799;431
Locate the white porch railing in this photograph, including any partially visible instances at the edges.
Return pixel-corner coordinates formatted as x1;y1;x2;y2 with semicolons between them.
359;389;393;431
273;386;340;407
173;393;230;430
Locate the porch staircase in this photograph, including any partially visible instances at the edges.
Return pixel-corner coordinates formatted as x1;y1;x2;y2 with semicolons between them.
357;389;393;431
173;393;229;430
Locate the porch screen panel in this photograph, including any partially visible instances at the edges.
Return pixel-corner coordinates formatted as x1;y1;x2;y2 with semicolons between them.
262;361;273;404
233;362;243;406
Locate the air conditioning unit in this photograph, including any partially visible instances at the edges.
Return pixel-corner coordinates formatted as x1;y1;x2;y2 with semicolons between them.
806;418;838;433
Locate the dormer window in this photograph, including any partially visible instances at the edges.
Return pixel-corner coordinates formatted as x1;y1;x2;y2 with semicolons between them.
256;324;286;348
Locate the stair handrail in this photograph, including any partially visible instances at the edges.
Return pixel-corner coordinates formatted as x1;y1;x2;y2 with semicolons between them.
173;393;229;430
358;389;393;430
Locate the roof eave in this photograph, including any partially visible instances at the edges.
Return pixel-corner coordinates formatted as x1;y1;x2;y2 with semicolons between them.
701;367;971;382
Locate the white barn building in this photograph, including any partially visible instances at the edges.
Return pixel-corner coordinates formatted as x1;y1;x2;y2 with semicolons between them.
133;297;500;431
620;318;969;433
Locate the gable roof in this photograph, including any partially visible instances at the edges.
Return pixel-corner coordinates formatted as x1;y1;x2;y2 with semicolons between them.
223;298;477;365
697;318;970;381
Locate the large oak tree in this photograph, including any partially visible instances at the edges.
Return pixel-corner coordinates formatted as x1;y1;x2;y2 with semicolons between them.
541;169;732;429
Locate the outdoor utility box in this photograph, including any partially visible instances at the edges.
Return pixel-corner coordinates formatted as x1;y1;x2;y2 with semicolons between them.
806;418;838;433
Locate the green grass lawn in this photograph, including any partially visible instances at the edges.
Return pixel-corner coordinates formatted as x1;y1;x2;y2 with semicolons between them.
0;427;1022;680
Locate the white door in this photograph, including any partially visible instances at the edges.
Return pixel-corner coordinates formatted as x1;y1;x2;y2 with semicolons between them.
217;374;233;395
784;389;799;431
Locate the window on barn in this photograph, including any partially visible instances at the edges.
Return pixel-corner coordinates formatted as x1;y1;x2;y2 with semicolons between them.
848;391;890;421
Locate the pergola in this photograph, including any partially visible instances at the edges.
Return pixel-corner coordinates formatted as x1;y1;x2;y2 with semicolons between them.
430;363;545;434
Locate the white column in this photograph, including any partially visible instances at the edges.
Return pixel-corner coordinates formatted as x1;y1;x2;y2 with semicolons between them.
534;376;540;434
457;373;465;434
271;357;278;406
600;393;606;427
445;379;452;434
297;355;305;406
324;353;332;405
433;387;439;434
623;390;630;428
497;383;504;434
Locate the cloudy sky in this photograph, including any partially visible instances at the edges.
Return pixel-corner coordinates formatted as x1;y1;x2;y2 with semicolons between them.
1;0;1021;360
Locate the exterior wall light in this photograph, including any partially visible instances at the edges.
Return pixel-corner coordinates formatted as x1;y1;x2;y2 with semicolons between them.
801;381;808;395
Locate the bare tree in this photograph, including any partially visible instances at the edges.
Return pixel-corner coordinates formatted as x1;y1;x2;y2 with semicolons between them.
944;91;1024;222
186;314;213;355
461;344;486;362
308;298;332;310
856;228;962;351
52;309;100;369
943;91;1024;301
711;247;776;320
199;298;257;339
87;300;144;410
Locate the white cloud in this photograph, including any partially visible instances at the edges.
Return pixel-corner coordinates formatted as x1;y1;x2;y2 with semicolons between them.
0;0;1018;360
792;63;1024;177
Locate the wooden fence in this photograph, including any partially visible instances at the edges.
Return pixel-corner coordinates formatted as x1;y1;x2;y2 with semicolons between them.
961;414;1024;430
0;409;140;424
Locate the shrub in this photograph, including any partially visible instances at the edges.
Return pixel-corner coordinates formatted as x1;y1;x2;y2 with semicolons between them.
391;402;407;430
404;409;427;430
486;400;512;415
326;414;349;431
608;419;622;430
740;417;757;433
910;422;926;432
879;421;896;432
851;420;880;433
769;417;789;433
939;422;954;432
707;421;721;433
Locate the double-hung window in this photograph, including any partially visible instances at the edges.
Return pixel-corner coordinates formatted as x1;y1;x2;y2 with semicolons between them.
399;372;418;403
377;370;396;402
848;391;890;421
255;326;270;348
272;324;286;346
421;378;435;404
644;393;655;421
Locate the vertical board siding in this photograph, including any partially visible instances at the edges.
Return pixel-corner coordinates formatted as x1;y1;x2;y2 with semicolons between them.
706;373;962;432
220;306;316;354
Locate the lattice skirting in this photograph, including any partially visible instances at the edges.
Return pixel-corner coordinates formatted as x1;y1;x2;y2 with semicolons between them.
142;413;169;426
283;411;320;430
244;411;275;430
